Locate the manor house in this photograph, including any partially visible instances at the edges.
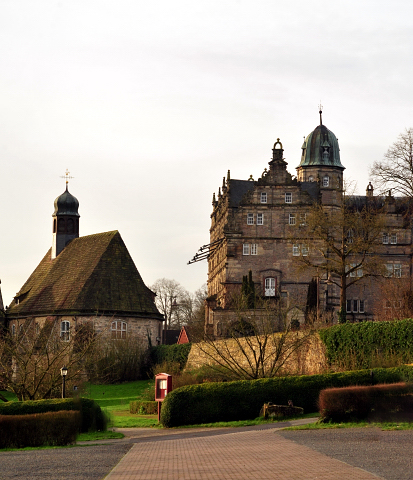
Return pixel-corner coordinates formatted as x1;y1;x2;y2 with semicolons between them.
195;113;413;337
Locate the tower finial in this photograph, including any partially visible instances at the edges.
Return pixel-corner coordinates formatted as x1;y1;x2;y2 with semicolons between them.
60;169;74;190
318;103;323;125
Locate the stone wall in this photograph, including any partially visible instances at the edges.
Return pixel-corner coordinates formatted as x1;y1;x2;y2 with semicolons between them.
186;331;327;377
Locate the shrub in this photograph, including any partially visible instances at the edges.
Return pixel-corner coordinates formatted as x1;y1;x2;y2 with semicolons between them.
0;398;106;432
160;365;413;427
319;319;413;370
148;344;191;372
130;400;158;415
319;382;413;422
0;410;80;448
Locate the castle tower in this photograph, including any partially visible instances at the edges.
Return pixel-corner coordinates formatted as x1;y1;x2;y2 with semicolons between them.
51;184;80;259
296;108;345;204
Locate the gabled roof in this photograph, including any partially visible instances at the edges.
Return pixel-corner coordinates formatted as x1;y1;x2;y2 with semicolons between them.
7;231;163;319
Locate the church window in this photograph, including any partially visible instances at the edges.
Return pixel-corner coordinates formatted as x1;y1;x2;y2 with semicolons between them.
390;233;397;244
292;244;300;256
67;218;74;234
260;192;267;203
243;244;250;255
57;218;65;233
323;176;330;187
289;214;296;225
264;277;276;297
251;244;257;255
247;213;254;225
111;321;127;339
257;213;264;225
60;321;70;341
285;193;292;203
382;233;389;244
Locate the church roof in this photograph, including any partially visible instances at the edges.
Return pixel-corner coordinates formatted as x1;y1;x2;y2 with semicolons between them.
7;231;162;319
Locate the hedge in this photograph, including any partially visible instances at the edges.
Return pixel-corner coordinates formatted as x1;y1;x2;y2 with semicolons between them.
0;410;80;448
160;365;413;427
0;398;106;433
319;319;413;369
148;343;192;371
130;400;158;415
319;382;413;422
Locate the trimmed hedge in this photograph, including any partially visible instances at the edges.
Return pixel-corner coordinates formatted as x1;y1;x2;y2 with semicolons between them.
0;398;106;433
149;343;192;370
319;382;413;422
130;400;158;415
319;319;413;369
160;365;413;427
0;410;80;448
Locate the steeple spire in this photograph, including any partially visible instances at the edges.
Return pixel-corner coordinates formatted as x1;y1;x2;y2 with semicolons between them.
319;103;323;125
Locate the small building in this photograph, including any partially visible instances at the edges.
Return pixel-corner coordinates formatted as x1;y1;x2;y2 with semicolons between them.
6;184;164;344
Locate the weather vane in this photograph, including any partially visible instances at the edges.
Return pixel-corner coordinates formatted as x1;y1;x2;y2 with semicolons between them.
60;169;74;188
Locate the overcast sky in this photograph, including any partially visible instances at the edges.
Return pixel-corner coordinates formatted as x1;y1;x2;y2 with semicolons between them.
1;1;412;306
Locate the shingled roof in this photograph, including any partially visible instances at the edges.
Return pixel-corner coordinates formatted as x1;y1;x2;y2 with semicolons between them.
7;231;163;319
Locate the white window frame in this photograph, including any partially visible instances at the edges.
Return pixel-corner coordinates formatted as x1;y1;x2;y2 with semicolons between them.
289;213;296;225
323;176;329;187
359;300;365;313
390;233;397;245
260;192;267;204
247;213;254;225
111;320;127;339
264;277;276;297
382;233;389;244
394;264;402;278
301;245;309;256
60;321;70;342
353;299;359;313
243;244;250;255
285;192;292;204
292;244;300;256
257;213;264;225
251;244;258;255
299;213;307;226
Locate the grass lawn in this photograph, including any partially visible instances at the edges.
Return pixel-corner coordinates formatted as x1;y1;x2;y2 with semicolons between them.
284;420;413;431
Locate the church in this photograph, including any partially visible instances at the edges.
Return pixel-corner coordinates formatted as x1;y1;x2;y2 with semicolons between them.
195;112;413;337
5;181;164;344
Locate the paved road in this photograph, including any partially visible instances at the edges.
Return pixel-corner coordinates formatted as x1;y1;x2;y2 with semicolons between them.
2;422;413;479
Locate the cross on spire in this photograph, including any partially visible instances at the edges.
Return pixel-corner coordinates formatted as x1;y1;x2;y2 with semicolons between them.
60;169;74;189
319;103;323;125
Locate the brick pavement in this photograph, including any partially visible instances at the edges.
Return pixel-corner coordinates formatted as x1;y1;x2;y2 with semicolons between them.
104;428;382;480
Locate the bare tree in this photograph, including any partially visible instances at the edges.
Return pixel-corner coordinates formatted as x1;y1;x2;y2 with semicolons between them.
370;128;413;196
190;292;317;380
371;276;413;322
0;318;98;401
292;200;385;322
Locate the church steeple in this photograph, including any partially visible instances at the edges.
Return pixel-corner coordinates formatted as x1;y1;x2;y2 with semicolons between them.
51;174;80;259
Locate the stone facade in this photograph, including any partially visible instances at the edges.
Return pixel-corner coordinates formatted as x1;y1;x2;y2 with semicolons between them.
203;117;413;337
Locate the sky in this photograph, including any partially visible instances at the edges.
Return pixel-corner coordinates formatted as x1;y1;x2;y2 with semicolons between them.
1;0;413;306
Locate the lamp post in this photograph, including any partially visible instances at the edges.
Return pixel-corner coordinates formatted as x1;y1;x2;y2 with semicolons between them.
60;365;68;398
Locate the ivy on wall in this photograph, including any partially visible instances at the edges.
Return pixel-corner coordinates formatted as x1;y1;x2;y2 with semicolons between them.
319;318;413;369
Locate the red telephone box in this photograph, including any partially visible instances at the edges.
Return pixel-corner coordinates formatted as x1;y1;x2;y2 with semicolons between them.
155;373;172;421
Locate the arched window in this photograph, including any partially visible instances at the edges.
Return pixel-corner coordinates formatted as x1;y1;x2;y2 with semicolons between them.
61;321;70;341
111;321;127;339
264;278;276;297
67;218;74;234
57;218;65;233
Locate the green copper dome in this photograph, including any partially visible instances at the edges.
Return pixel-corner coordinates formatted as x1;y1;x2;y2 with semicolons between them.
299;124;344;169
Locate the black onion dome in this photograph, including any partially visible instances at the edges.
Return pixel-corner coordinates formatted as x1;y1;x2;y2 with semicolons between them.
299;124;344;169
53;186;80;216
